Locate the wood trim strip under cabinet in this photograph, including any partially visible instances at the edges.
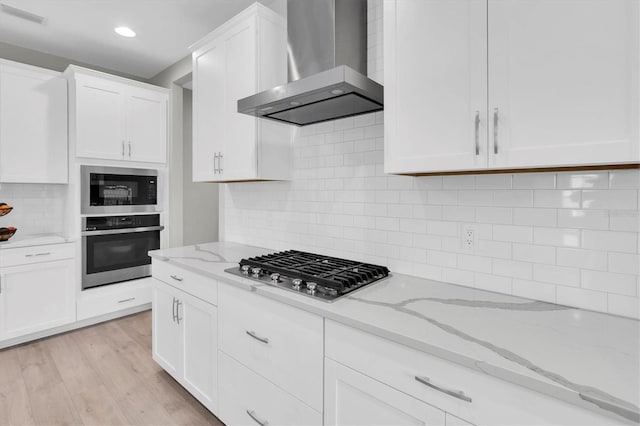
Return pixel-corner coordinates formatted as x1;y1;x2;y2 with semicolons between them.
400;163;640;177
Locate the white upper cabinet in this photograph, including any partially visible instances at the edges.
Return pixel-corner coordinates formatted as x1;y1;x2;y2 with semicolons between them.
488;0;639;168
384;0;488;174
191;3;291;182
66;66;168;164
0;60;68;183
384;0;640;174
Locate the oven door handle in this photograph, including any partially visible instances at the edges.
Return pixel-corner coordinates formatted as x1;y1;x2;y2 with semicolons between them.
82;225;164;236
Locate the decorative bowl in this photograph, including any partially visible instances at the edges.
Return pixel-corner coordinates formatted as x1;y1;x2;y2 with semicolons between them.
0;227;17;241
0;203;13;216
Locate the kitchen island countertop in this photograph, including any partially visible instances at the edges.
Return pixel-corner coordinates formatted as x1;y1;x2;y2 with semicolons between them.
150;241;640;424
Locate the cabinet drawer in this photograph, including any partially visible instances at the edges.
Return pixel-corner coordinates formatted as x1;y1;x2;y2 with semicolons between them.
326;320;626;426
219;351;321;426
0;243;74;268
219;283;323;412
77;279;151;321
152;260;217;306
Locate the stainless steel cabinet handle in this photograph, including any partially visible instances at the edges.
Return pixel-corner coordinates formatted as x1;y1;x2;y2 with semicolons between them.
172;297;177;323
246;410;269;426
219;152;223;173
246;330;269;345
118;297;135;304
214;153;219;174
25;252;51;257
415;375;472;403
122;140;125;157
170;274;183;282
128;141;132;158
176;300;182;325
493;107;499;154
474;110;480;155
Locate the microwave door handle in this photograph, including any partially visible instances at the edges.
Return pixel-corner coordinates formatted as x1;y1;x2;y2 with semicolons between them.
82;225;164;236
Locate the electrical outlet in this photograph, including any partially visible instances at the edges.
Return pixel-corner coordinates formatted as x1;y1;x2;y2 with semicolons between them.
463;227;475;249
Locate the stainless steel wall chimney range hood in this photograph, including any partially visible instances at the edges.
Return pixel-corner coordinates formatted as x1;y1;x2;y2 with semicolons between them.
237;0;383;126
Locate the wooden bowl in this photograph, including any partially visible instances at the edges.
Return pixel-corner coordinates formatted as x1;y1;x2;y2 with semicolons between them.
0;227;17;241
0;203;13;217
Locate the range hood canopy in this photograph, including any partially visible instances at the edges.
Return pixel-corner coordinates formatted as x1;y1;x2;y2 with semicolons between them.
237;0;383;126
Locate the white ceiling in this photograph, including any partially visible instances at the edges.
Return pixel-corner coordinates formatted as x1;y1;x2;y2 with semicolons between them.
0;0;282;78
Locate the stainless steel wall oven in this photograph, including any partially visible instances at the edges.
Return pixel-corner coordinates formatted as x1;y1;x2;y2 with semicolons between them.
81;214;163;290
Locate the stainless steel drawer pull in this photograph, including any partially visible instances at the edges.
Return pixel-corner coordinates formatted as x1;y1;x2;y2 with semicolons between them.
493;107;499;154
118;297;135;304
172;297;177;323
176;300;182;325
245;330;269;345
474;110;480;155
246;410;269;426
26;252;51;257
415;375;472;403
170;274;183;282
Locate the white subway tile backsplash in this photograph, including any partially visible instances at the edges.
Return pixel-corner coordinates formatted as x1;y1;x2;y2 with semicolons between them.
581;190;637;210
556;248;607;271
513;208;557;227
534;190;581;209
533;227;580;247
556;172;609;189
512;172;556;189
608;252;639;275
609;170;640;189
581;270;637;296
223;5;639;318
582;230;637;253
557;209;609;230
607;294;640;319
512;243;556;265
533;264;580;287
512;279;557;303
556;287;608;313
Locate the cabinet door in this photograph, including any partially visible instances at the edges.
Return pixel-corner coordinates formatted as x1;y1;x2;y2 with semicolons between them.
0;65;68;183
192;40;225;181
488;0;639;167
324;358;446;426
384;0;488;174
126;88;168;163
152;281;181;378
179;290;218;412
75;76;126;160
221;18;258;181
0;260;75;341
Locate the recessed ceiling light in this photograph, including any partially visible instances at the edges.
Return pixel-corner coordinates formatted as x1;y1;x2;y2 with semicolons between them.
114;26;136;38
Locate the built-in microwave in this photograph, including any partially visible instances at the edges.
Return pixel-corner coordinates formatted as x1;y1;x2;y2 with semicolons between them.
81;166;160;215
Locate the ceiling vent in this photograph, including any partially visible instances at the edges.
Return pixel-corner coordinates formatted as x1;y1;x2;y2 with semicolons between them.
0;3;46;24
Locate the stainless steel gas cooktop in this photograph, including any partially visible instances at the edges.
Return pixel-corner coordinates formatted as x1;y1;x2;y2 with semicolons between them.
225;250;390;302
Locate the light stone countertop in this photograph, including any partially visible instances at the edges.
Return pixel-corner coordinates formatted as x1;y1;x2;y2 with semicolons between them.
0;233;73;249
149;241;640;424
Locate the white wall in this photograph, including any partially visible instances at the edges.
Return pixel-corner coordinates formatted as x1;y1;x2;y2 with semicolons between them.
221;0;639;319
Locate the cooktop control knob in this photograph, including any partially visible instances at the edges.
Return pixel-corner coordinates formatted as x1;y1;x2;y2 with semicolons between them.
306;282;317;295
270;273;280;284
251;267;261;277
292;278;302;290
241;265;251;275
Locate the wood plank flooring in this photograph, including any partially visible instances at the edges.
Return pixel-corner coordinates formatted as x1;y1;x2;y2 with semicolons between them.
0;311;224;426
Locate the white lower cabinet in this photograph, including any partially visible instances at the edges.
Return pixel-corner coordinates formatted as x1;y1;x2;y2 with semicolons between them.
0;243;76;342
152;279;218;412
325;358;446;426
0;259;75;340
325;320;630;426
219;351;322;426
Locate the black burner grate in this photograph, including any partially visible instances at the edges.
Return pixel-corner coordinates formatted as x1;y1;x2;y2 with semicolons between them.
238;250;389;294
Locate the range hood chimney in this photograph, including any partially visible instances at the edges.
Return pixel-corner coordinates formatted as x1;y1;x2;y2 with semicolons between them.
237;0;383;126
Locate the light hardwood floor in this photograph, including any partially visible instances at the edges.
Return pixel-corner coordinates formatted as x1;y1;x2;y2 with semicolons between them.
0;311;224;426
